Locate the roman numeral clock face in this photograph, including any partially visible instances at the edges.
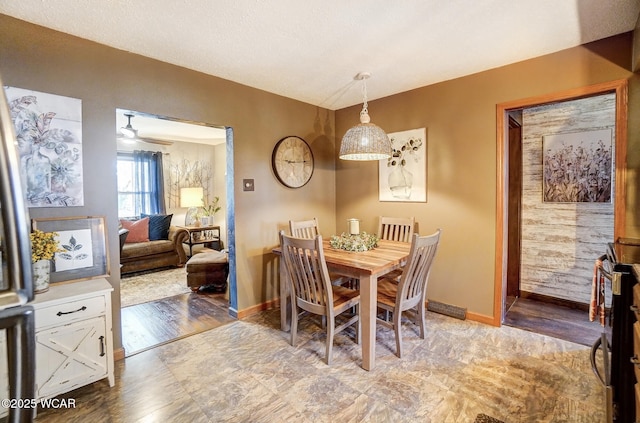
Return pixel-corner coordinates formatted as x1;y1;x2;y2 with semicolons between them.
272;136;314;188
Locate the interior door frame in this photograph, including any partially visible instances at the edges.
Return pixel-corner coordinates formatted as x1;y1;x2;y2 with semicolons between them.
494;79;628;325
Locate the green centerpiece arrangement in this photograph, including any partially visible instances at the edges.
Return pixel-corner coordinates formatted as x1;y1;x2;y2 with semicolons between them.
329;232;379;252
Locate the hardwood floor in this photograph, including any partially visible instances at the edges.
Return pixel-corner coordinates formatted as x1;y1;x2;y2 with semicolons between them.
503;296;611;346
121;290;235;357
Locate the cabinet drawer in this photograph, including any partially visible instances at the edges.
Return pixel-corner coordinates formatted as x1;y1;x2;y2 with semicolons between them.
36;295;106;329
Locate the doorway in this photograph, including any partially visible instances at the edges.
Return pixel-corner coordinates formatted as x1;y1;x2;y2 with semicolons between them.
495;80;628;343
115;109;237;356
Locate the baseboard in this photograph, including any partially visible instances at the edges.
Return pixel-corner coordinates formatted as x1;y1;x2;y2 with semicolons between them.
520;291;589;312
236;298;280;319
114;347;125;361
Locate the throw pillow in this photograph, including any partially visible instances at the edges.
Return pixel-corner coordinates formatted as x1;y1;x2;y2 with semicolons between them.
120;217;149;243
141;213;173;240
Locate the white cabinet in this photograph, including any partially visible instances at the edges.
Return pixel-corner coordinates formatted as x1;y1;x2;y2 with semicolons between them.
32;278;115;400
0;278;114;418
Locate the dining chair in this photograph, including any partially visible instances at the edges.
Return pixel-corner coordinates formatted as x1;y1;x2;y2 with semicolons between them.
376;229;441;358
377;216;416;283
279;231;360;365
289;218;355;288
377;216;415;243
289;217;320;239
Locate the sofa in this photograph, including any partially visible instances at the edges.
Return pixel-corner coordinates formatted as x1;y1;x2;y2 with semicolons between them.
119;215;189;275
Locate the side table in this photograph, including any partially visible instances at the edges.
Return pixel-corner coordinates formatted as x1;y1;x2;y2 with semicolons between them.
177;225;221;256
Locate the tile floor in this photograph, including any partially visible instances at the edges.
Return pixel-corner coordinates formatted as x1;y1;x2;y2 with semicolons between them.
34;309;605;422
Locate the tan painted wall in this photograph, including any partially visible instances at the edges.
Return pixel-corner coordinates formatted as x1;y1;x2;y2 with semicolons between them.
335;33;637;318
0;15;337;349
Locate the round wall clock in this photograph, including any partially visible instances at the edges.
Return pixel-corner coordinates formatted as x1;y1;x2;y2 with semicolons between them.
271;136;314;188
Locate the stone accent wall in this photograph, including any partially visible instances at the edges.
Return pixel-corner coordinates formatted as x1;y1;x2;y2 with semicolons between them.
520;93;615;305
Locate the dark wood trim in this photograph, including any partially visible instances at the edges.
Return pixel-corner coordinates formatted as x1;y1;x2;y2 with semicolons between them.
506;115;522;299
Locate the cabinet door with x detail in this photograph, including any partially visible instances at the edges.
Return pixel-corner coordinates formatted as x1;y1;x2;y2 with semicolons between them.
36;316;108;399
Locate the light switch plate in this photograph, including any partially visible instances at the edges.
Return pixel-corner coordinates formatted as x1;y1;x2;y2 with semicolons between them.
243;179;254;191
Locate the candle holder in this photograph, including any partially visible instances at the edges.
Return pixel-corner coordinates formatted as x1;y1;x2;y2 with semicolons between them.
347;218;360;235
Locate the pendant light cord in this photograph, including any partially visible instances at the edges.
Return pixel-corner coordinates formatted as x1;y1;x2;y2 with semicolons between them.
361;78;369;115
359;75;371;124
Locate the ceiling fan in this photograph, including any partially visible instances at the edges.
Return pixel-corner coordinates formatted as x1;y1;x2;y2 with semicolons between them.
117;113;174;146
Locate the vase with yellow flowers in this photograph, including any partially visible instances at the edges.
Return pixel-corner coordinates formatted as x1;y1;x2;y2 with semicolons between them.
30;229;61;293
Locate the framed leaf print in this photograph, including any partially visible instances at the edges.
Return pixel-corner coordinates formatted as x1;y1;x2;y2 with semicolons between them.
32;216;109;284
378;128;427;202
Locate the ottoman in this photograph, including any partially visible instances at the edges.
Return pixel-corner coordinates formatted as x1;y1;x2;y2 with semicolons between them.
186;250;229;292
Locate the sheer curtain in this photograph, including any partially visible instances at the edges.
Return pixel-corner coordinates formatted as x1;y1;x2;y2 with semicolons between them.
133;150;165;215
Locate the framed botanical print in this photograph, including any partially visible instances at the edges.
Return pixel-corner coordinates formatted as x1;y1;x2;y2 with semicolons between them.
32;216;109;284
379;128;427;202
5;86;84;207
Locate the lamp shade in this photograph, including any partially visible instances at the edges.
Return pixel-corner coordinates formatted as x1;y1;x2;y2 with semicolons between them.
339;72;392;161
339;121;392;161
180;187;204;208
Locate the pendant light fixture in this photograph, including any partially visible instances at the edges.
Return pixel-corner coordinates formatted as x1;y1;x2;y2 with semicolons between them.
339;72;391;161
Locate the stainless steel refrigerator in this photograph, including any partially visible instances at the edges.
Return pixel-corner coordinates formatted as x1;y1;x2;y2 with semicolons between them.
0;76;37;422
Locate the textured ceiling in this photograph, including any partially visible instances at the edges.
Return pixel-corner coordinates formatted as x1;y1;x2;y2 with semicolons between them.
1;0;639;111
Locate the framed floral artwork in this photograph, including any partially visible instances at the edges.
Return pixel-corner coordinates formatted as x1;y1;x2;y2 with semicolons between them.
5;86;84;207
378;128;427;202
542;129;612;203
32;216;109;284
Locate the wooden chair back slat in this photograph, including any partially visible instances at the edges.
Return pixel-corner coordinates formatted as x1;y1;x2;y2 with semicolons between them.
378;216;415;243
398;231;440;307
290;218;320;239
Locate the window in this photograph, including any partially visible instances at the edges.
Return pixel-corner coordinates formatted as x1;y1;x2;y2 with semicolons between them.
117;151;165;218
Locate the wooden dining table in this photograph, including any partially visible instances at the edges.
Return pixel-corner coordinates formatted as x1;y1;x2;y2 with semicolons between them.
274;238;411;371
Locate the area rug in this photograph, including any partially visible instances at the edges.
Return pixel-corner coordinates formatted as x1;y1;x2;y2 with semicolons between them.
474;414;505;423
120;267;192;307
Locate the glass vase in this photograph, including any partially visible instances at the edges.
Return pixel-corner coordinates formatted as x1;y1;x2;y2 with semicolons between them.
388;166;413;200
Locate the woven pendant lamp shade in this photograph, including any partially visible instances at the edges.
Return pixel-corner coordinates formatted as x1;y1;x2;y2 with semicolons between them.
339;120;391;161
339;72;391;161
